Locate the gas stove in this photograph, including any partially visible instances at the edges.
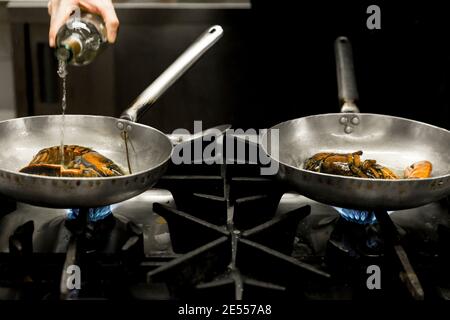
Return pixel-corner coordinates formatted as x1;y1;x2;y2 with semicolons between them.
0;136;449;301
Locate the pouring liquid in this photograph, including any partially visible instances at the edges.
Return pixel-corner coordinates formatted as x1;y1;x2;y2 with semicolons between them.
57;59;68;169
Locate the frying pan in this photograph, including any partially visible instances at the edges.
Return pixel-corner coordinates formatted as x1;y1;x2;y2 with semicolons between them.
0;25;223;208
261;37;450;210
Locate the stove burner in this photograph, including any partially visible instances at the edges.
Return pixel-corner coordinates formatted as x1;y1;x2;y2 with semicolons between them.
327;217;384;259
333;207;377;224
67;206;113;222
333;207;395;225
64;207;116;251
325;209;426;300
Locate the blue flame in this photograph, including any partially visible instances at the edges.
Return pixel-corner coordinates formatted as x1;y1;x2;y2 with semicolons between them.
333;207;377;224
333;207;394;225
67;206;113;222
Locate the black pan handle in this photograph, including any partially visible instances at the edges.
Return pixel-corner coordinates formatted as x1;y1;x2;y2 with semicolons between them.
335;37;360;113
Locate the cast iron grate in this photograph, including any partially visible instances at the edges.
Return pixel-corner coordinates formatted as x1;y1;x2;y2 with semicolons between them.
150;137;331;299
0;215;147;300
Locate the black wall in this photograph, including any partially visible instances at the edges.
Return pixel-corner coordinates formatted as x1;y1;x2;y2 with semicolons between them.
245;0;450;130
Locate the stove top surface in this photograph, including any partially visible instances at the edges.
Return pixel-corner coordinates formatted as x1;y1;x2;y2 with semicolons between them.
0;188;448;300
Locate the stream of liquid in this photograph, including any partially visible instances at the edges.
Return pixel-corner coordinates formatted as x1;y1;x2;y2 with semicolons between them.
57;59;68;168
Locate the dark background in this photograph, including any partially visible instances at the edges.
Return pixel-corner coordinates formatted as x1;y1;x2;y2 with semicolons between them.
246;0;450;130
9;0;450;131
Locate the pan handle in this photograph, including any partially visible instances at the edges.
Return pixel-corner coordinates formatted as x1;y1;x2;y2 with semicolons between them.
335;37;360;113
119;25;224;123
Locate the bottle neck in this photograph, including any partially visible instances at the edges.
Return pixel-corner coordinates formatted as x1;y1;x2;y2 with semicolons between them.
56;35;83;62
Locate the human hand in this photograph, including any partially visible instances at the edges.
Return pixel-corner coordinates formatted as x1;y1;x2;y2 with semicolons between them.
48;0;119;47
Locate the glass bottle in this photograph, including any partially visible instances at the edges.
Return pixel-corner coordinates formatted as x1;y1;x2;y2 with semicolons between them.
55;12;107;66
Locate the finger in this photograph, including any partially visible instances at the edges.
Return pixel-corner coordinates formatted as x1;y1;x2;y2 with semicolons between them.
78;0;101;15
96;2;119;43
48;2;78;47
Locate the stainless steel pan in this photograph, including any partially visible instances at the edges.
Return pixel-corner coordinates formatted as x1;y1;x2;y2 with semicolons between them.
262;37;450;210
0;25;223;208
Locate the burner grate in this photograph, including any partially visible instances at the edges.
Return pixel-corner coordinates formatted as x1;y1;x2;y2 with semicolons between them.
150;138;331;299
